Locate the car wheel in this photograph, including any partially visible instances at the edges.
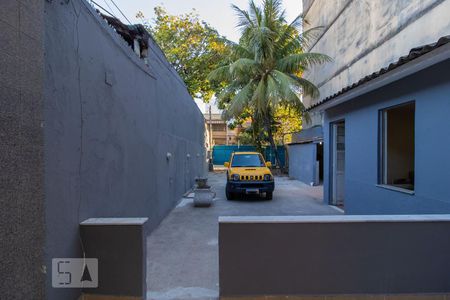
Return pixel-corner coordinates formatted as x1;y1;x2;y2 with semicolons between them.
265;192;273;200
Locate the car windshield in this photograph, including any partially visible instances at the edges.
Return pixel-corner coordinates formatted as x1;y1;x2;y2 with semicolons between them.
231;154;265;167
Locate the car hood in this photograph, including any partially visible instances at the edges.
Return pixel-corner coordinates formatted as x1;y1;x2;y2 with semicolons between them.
229;167;272;176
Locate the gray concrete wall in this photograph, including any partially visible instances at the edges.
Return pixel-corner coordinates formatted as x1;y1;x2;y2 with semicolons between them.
288;143;316;185
323;59;450;214
0;0;46;299
42;1;204;299
302;0;450;128
219;215;450;298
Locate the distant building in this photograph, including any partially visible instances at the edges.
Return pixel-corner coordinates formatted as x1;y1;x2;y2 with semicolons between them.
289;0;450;213
204;113;239;146
198;100;240;149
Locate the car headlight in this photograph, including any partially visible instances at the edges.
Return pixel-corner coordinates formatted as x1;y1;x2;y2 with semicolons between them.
231;174;240;181
264;174;272;181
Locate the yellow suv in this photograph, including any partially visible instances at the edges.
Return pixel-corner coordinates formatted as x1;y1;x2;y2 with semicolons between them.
224;152;274;200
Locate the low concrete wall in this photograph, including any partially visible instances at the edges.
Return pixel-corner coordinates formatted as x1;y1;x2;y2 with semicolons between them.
219;215;450;298
80;218;148;299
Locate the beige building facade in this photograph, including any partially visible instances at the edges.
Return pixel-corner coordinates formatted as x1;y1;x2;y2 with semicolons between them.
289;0;450;186
303;0;450;127
204;113;239;149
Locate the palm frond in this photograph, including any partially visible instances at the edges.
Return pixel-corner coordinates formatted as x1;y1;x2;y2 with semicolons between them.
269;71;302;106
277;26;324;57
266;74;280;105
252;77;268;114
263;0;284;28
248;26;276;61
292;76;320;99
287;14;303;30
272;70;319;99
226;40;254;59
297;26;324;49
277;52;332;73
232;4;254;31
230;58;260;77
228;81;255;116
275;17;301;55
249;0;263;26
216;82;241;104
207;65;231;83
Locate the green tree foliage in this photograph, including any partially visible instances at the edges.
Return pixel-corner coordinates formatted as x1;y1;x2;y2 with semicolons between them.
273;106;302;144
208;0;330;167
138;7;232;102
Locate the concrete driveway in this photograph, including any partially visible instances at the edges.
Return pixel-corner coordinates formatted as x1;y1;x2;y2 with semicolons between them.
147;171;342;300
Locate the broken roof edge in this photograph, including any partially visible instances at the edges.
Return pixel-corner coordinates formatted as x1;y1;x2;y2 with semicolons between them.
287;137;322;145
288;125;323;145
79;0;156;79
306;35;450;112
92;4;192;96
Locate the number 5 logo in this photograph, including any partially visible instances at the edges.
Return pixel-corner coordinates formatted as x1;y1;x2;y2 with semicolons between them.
57;261;72;285
52;258;98;288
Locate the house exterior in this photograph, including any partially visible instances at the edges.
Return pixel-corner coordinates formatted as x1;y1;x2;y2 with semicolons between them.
289;0;450;187
309;36;450;214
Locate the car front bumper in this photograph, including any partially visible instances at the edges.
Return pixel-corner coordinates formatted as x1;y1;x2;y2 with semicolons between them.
226;180;275;194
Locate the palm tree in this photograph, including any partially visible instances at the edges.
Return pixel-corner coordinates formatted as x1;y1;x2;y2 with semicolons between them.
208;0;330;168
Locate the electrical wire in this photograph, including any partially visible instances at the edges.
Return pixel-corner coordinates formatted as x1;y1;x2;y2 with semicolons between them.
109;0;133;25
90;0;116;18
102;0;119;19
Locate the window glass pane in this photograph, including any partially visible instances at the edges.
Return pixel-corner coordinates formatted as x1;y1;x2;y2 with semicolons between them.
231;154;265;167
380;102;415;190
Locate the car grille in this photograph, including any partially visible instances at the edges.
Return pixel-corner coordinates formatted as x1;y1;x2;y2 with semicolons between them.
239;183;265;188
240;175;264;181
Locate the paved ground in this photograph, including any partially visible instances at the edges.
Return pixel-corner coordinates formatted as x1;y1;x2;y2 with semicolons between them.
146;171;342;300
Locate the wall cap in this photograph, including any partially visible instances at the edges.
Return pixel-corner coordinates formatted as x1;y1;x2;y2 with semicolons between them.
80;218;148;226
219;214;450;223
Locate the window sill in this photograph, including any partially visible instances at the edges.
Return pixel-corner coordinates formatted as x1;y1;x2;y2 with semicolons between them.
376;184;415;195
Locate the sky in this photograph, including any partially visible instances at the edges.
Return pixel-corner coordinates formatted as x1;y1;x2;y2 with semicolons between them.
97;0;303;43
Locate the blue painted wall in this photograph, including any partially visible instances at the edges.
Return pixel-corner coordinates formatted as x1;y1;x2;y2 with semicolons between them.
323;59;450;214
288;143;317;185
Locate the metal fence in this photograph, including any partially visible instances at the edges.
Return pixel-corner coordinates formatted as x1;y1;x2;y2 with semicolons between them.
212;145;286;168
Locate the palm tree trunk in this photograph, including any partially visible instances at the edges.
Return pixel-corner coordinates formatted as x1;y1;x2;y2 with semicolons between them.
252;115;263;153
265;117;282;169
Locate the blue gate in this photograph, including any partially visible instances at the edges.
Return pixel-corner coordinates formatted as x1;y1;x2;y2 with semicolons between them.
264;146;286;167
212;145;286;167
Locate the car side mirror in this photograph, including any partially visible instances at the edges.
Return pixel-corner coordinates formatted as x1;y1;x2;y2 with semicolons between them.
266;162;272;168
224;162;230;168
